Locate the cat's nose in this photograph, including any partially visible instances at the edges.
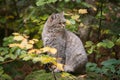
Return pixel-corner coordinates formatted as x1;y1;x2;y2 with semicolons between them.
62;23;65;28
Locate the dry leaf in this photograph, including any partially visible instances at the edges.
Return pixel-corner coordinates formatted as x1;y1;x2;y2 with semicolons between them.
40;47;57;54
26;44;33;49
32;39;39;42
56;63;64;71
20;39;28;47
78;9;88;14
93;7;97;11
66;20;71;25
23;34;29;38
40;47;50;53
80;23;84;27
49;48;57;54
71;15;80;20
20;39;33;49
28;49;41;54
14;35;24;41
12;33;20;36
9;43;24;49
28;40;35;44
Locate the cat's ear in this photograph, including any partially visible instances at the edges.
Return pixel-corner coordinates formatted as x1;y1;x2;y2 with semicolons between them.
47;13;55;22
60;11;64;16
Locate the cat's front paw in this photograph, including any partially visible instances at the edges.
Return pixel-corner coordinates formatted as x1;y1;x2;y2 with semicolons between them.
64;65;74;73
54;68;61;72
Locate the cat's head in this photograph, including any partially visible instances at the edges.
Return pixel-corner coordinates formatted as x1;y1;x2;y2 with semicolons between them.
46;12;66;28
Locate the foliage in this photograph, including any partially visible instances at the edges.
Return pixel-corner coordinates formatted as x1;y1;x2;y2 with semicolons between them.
0;66;12;80
25;70;77;80
86;59;120;79
0;33;65;79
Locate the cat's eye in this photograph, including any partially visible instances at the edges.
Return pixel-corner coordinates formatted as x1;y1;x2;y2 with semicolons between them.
59;22;62;24
63;22;66;24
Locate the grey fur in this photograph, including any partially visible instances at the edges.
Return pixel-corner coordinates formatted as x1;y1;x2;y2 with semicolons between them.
42;12;87;73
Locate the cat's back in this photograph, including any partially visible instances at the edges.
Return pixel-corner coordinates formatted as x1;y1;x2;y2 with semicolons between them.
65;30;86;54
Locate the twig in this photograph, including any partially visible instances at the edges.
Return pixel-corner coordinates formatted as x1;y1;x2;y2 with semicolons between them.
51;68;57;80
0;59;16;65
98;1;103;41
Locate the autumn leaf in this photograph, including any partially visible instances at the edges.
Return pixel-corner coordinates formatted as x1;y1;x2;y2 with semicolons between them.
71;15;80;20
20;39;33;49
49;48;57;54
80;23;84;27
28;49;41;54
78;9;88;14
56;63;64;71
12;33;20;36
23;34;29;39
26;44;33;50
13;35;24;41
40;56;56;64
66;20;71;25
61;72;70;77
9;43;24;49
40;47;57;54
32;39;39;42
28;40;35;44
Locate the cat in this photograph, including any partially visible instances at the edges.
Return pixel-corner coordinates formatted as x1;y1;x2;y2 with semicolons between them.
42;12;88;74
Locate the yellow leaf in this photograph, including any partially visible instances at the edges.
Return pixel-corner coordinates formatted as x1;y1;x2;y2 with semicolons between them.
20;39;28;47
56;63;64;71
64;12;72;16
93;7;97;11
66;20;71;25
12;33;20;36
78;9;88;14
40;56;56;64
6;15;14;19
14;35;24;41
23;34;29;39
80;23;84;27
71;15;80;20
40;47;57;54
28;49;41;54
40;47;50;53
20;39;33;49
32;39;39;42
61;72;70;77
26;44;33;49
9;43;24;49
49;48;57;54
28;40;35;44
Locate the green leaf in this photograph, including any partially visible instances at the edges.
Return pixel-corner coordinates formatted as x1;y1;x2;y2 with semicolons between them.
22;56;33;61
65;0;70;3
97;39;114;48
15;49;22;55
103;39;114;48
86;62;97;72
76;0;81;3
85;41;94;47
32;57;41;63
0;67;4;75
0;56;4;62
36;0;57;6
1;73;12;80
40;14;49;20
5;54;17;59
69;19;76;24
101;59;119;66
116;38;120;45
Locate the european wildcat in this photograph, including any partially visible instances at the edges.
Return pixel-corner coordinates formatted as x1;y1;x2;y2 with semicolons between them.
42;12;88;73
